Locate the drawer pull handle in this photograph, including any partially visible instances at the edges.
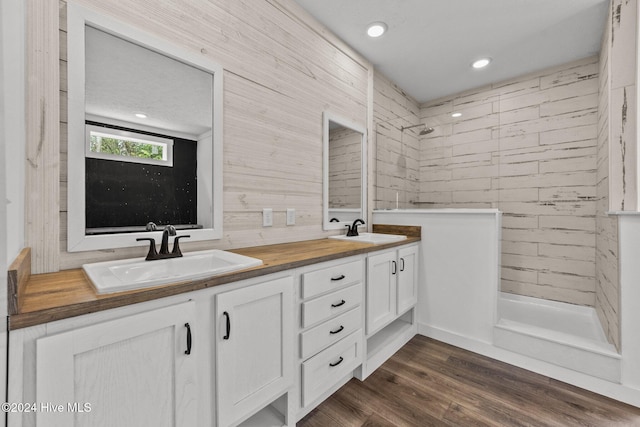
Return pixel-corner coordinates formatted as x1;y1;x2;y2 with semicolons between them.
329;325;344;335
185;323;192;355
331;299;346;308
329;357;344;367
331;275;346;281
223;311;231;340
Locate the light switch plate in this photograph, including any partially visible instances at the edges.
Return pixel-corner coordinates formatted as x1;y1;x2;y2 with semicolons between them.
286;208;295;225
263;208;273;227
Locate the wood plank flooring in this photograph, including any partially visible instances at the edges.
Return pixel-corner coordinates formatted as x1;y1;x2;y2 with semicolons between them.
298;335;640;426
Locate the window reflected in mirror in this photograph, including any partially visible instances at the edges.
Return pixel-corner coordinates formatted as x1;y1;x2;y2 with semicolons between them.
84;26;212;235
67;3;223;252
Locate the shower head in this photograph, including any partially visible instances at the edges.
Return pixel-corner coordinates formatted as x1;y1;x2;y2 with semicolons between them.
401;123;434;136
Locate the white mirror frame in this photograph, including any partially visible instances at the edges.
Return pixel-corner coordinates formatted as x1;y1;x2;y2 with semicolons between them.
66;3;223;252
323;111;367;231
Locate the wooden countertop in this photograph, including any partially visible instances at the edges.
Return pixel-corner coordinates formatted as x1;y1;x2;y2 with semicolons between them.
9;225;420;330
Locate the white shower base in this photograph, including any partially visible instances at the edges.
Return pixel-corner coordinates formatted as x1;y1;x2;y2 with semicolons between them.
494;292;621;382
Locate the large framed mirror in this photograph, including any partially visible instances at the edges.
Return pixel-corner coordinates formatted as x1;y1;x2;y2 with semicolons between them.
67;3;223;252
323;111;367;231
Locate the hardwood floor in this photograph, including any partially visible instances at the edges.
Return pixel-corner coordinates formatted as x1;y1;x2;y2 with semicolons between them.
298;335;640;426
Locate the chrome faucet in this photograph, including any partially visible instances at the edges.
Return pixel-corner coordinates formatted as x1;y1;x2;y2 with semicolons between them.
346;219;365;237
136;225;190;261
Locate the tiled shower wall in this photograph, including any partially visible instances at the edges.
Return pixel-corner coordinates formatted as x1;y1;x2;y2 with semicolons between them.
419;57;600;307
373;71;420;209
596;12;620;350
593;0;639;351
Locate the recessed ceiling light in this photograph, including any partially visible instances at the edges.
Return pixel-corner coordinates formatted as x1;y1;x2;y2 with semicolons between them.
367;22;387;38
134;112;148;119
451;112;462;118
472;58;491;69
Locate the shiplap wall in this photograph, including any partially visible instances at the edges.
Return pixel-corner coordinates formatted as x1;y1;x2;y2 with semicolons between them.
373;71;420;210
609;0;638;212
329;128;361;209
596;9;618;350
594;0;638;352
49;0;372;271
25;0;60;273
419;57;600;307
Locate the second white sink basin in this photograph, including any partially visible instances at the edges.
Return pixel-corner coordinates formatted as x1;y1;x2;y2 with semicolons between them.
83;249;263;294
329;232;407;245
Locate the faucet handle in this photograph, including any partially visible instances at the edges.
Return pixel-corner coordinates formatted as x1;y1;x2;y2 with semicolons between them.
136;237;158;261
172;235;191;256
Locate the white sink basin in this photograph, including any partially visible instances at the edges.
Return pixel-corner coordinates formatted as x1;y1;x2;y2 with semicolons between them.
83;249;263;294
329;232;407;245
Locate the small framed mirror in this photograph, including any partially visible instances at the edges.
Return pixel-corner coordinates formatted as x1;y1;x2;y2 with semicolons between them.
66;3;223;252
323;112;367;231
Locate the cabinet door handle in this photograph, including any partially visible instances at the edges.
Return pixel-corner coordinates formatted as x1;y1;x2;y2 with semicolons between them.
329;325;344;335
331;274;346;281
331;299;346;308
400;258;405;272
184;323;192;355
329;356;344;367
223;311;231;340
392;260;397;275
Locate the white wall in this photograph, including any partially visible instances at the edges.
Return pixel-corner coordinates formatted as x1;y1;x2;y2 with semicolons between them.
618;215;640;390
373;209;501;344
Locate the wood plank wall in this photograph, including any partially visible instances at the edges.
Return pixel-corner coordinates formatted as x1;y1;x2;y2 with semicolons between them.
596;0;637;350
419;57;600;307
52;0;372;270
25;0;60;273
596;7;616;350
609;0;638;211
373;71;420;210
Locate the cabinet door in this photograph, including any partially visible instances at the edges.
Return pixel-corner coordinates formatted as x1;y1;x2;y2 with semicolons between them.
36;301;197;427
397;245;419;314
216;276;293;427
366;251;397;335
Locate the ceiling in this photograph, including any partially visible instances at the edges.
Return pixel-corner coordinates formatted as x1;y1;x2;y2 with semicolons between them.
294;0;609;104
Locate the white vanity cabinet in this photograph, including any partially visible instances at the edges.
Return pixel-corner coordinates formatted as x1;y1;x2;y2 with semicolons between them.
216;275;294;427
357;243;419;380
396;245;419;315
34;301;197;427
296;257;365;418
8;237;420;427
366;244;418;335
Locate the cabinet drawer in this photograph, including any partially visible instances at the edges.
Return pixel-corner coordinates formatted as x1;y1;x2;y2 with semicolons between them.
300;306;361;359
301;330;362;408
301;259;363;299
301;283;362;328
